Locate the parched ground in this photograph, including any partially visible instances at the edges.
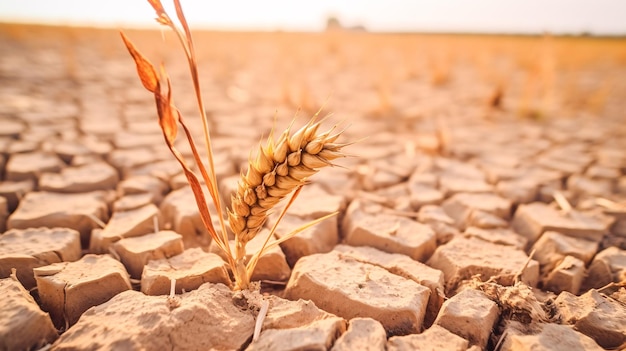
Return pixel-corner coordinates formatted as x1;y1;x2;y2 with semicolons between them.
1;24;626;350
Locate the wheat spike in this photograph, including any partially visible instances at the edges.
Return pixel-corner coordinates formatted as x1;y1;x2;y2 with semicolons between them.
228;118;345;248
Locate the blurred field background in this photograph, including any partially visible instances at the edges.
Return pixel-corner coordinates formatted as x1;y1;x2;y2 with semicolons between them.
0;24;626;121
1;22;625;146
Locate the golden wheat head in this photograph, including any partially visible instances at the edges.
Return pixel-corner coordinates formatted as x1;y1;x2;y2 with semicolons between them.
228;119;345;245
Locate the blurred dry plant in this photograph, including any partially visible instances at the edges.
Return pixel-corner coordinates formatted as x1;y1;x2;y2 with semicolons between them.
121;0;349;290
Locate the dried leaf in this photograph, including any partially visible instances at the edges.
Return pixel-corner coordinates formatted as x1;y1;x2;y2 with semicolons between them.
154;71;178;146
120;32;158;93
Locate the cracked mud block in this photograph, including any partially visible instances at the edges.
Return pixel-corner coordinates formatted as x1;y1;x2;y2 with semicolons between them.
359;154;416;191
117;174;169;205
554;289;626;349
39;162;119;193
463;227;528;250
511;202;608;245
330;318;386;351
0;228;81;289
360;168;404;192
169;172;190;190
543;255;585;294
438;174;493;197
442;192;512;230
613;218;626;237
479;163;520;184
500;321;603;351
53;283;254;350
248;297;347;351
7;191;109;246
418;205;455;226
285;251;431;336
6;140;39;154
281;184;347;220
596;146;626;169
5;151;65;182
408;166;438;188
0;119;25;138
90;203;159;254
266;185;344;266
113;192;154;212
113;132;164;150
51;138;112;164
315;167;359;200
126;159;182;180
434;289;499;349
373;183;413;212
0;179;34;212
611;288;626;304
271;213;339;267
408;182;444;209
343;200;436;262
142;248;231;295
567;174;614;199
1;276;57;351
108;147;167;176
34;254;132;328
414;133;441;154
0;196;6;232
210;228;291;282
619;176;626;194
427;236;539;294
496;178;538;204
417;205;460;244
465;209;508;229
503;167;563;203
582;247;626;290
585;164;621;180
126;120;163;134
111;231;184;279
434;157;485;179
160;187;211;248
80;117;123;137
537;147;593;176
70;154;105;167
334;244;444;327
386;325;469;351
531;231;598;272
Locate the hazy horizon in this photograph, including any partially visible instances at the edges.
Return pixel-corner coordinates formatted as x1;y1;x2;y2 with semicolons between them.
0;0;625;35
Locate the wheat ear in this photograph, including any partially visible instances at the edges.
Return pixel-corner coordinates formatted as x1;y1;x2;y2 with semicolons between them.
228;116;347;288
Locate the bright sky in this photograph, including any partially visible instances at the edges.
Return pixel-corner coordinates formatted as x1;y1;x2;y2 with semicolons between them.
0;0;624;34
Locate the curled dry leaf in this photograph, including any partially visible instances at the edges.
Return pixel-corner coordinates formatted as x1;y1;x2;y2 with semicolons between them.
119;32;158;93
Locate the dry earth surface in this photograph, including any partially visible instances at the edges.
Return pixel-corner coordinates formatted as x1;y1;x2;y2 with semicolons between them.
1;24;626;350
